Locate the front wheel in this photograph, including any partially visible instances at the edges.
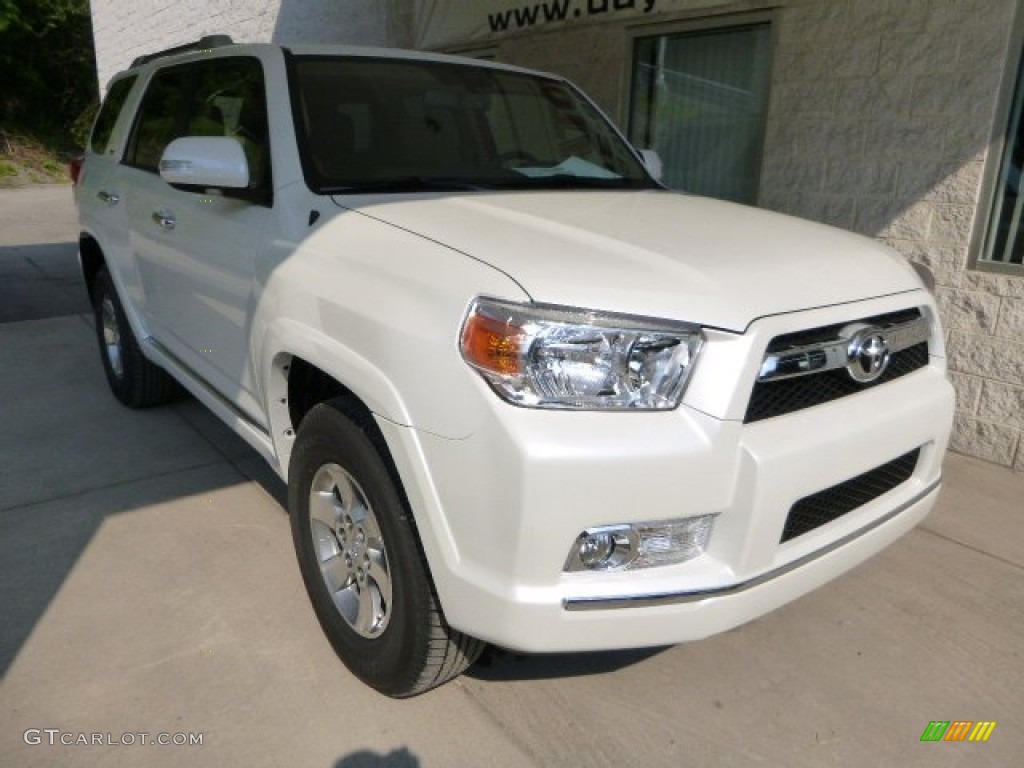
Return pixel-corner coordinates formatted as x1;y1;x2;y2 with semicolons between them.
288;401;484;697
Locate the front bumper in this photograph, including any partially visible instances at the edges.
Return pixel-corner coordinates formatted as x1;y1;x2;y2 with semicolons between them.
378;294;955;653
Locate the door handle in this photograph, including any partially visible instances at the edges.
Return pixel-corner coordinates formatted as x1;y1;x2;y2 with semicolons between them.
152;209;176;230
97;190;120;205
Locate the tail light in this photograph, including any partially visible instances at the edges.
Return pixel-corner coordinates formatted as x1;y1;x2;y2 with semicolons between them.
70;156;84;185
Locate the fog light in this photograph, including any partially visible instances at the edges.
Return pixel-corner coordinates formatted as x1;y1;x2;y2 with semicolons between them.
565;515;716;572
569;526;636;571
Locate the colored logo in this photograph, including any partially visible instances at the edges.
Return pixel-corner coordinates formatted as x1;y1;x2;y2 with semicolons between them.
920;721;996;742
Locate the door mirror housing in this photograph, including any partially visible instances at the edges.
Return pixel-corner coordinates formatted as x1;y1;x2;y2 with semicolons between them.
638;149;663;182
159;137;249;189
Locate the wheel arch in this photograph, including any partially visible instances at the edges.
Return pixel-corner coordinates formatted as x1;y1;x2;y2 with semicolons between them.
260;321;414;479
259;321;466;628
79;233;106;298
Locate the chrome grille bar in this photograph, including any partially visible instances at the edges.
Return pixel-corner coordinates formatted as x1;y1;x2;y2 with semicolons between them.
757;315;929;383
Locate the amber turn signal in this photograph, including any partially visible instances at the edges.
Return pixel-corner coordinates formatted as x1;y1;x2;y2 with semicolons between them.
461;312;525;376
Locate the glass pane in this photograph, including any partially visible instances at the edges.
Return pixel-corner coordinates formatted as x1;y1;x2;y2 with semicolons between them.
91;76;136;155
126;69;190;171
629;23;772;204
290;57;654;193
983;54;1024;265
186;58;271;192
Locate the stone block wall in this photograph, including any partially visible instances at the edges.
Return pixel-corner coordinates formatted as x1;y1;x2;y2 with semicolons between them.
759;0;1024;469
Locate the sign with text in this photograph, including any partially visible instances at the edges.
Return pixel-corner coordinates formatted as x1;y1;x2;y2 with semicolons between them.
415;0;726;49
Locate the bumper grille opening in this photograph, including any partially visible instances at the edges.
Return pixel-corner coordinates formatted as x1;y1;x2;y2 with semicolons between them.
745;308;929;423
781;448;921;543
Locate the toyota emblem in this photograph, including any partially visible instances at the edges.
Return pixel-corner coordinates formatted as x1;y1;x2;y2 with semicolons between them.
846;326;891;383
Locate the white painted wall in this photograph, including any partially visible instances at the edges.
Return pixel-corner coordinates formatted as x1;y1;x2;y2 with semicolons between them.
90;0;411;88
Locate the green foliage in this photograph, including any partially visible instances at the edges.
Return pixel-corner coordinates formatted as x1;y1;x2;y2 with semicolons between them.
0;0;97;150
71;98;99;149
0;131;73;186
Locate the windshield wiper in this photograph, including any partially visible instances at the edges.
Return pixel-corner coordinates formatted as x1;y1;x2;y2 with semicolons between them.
322;176;495;194
496;174;656;190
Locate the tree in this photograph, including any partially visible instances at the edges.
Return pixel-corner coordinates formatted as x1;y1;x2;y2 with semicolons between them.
0;0;98;148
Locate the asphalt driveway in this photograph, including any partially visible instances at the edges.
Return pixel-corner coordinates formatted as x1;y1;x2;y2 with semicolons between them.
1;186;1022;767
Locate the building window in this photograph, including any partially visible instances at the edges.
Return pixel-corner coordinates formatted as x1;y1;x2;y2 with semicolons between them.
979;51;1024;268
628;21;772;205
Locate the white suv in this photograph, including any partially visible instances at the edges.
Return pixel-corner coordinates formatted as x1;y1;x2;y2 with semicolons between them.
75;36;955;696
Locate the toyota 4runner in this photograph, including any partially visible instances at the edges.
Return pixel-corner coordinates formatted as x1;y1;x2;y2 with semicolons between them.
75;36;955;697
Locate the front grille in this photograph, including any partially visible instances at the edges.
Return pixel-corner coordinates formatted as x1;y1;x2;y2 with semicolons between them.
744;309;929;423
781;448;920;542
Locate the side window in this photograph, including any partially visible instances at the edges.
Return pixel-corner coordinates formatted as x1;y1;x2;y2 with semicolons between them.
91;76;137;155
125;68;190;172
186;58;271;194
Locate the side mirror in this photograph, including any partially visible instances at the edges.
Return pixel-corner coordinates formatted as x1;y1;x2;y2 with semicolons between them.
638;149;663;182
159;136;249;189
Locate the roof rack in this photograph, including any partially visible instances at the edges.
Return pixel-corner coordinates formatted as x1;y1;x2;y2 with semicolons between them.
130;35;234;68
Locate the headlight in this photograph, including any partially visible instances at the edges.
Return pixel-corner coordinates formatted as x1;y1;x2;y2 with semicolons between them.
460;297;703;410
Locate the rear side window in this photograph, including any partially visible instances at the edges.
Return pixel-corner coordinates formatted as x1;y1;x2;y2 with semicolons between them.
90;76;137;155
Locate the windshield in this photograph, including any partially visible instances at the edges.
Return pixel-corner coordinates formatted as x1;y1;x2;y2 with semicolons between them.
289;55;656;193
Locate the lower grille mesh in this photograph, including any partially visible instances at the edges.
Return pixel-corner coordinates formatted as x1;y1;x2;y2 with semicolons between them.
781;448;921;542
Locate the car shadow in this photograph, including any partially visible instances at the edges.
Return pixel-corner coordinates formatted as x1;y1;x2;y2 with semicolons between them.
0;241;91;323
466;644;669;682
332;747;420;768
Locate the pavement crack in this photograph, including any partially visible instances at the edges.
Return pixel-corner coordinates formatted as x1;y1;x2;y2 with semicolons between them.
917;525;1024;572
24;255;50;278
452;680;547;767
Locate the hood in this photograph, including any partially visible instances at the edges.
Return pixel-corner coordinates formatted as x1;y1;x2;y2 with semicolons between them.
332;190;920;332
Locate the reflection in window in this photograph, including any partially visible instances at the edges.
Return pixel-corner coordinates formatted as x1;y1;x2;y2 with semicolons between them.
187;58;271;191
91;76;136;155
629;23;772;204
126;69;189;171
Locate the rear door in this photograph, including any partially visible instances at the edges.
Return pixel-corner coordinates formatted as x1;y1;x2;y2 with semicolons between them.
77;75;141;303
121;56;273;423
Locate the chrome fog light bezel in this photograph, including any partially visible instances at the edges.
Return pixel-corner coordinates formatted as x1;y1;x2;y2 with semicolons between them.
566;525;638;572
564;514;717;572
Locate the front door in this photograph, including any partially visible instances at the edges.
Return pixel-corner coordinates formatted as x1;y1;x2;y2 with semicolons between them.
121;56;273;423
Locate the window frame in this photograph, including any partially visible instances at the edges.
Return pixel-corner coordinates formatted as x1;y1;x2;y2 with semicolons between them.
969;5;1024;275
621;10;777;205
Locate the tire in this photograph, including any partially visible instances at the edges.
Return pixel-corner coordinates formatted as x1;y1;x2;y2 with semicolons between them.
91;267;177;408
288;400;484;697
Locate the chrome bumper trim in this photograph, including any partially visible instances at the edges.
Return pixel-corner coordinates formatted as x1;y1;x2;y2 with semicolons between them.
562;476;941;612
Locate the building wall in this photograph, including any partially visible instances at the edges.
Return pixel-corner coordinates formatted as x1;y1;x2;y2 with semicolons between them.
90;0;413;87
88;0;1023;469
756;0;1023;471
488;0;1024;470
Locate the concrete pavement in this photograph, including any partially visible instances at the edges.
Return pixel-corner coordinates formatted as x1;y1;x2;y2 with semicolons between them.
2;186;1022;767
